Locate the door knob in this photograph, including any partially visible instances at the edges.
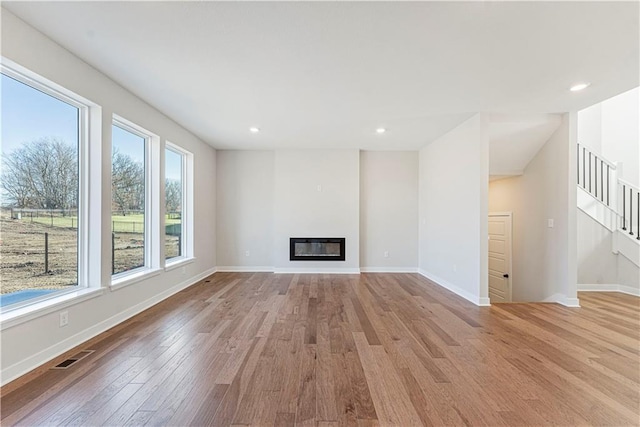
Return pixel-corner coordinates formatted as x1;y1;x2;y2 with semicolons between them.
503;273;509;278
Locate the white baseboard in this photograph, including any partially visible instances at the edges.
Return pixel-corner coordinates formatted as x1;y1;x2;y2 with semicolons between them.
577;284;619;292
418;269;489;306
542;293;581;307
216;266;275;273
273;268;361;274
1;267;217;387
561;297;581;307
619;285;640;296
578;283;640;297
360;267;419;273
477;297;491;306
542;293;565;304
218;266;419;274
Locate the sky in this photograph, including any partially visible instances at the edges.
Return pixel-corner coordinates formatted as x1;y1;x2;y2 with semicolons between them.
2;73;181;181
1;73;78;154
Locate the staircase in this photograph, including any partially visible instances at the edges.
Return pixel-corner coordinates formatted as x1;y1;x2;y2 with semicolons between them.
577;144;639;294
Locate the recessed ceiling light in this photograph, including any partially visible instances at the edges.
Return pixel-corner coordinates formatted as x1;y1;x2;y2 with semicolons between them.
569;83;591;92
249;127;260;133
376;128;386;134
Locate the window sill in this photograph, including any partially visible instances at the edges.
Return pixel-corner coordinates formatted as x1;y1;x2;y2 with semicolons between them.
0;287;105;331
110;268;163;291
164;257;196;272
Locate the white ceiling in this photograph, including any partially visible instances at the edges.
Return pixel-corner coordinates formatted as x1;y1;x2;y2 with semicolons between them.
3;1;639;151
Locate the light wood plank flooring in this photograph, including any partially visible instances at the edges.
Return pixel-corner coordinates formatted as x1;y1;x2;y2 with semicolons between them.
1;273;639;426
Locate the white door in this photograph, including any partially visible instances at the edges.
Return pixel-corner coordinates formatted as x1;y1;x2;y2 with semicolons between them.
488;213;512;303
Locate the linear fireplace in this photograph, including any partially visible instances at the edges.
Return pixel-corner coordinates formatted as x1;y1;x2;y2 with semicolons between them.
290;238;346;261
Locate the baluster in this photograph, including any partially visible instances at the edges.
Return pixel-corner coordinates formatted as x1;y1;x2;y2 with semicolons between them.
629;187;633;236
600;161;604;202
583;148;586;189
637;192;639;240
594;156;598;199
622;185;627;230
577;144;580;186
606;165;610;206
589;151;591;193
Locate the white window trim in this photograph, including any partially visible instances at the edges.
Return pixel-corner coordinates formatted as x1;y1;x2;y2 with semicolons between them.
0;288;105;331
164;141;194;264
165;256;196;272
110;116;161;285
0;58;102;319
110;267;163;291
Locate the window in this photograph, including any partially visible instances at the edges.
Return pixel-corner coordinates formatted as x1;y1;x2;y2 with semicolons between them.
0;65;88;310
164;142;193;264
165;145;183;260
111;121;148;276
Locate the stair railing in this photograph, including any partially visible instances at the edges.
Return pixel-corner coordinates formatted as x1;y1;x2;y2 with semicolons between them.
577;143;617;209
578;143;639;241
619;179;640;240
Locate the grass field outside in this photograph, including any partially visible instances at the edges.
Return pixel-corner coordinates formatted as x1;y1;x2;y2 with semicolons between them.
1;209;181;296
15;212;181;232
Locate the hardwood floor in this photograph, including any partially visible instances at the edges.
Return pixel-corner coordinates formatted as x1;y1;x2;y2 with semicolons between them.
1;273;639;426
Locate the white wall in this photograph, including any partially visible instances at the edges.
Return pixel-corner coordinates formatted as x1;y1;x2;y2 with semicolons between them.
576;209;640;295
273;150;360;272
216;151;274;270
1;9;217;384
602;87;640;187
576;87;639;296
215;149;420;273
578;87;639;187
618;253;640;294
418;114;490;305
360;151;418;271
489;114;578;304
577;209;618;284
577;103;602;153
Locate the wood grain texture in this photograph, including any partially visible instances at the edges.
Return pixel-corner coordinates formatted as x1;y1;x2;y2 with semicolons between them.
1;273;639;426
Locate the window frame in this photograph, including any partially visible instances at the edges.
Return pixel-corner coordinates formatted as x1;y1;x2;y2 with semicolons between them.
164;141;194;268
0;58;100;315
110;115;161;287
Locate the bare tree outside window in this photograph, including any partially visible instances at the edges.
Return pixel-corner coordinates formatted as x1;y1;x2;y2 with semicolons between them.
111;124;146;275
0;73;79;307
112;148;144;216
165;147;183;260
1;138;78;211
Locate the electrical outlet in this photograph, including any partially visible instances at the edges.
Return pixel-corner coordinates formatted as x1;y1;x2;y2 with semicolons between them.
59;311;69;327
181;266;186;274
547;219;554;228
317;184;322;192
245;250;250;257
453;264;457;272
384;251;389;258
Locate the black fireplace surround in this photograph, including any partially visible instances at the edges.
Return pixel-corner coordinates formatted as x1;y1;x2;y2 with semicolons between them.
289;238;346;261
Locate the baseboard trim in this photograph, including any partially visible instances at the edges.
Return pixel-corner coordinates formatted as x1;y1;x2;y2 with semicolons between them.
578;283;640;297
0;267;217;387
360;267;419;273
619;285;640;296
418;269;489;306
542;293;581;307
216;266;275;273
561;297;581;307
477;297;491;306
273;268;361;274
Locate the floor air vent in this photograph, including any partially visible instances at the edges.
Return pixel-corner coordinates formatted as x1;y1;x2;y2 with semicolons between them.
51;350;95;370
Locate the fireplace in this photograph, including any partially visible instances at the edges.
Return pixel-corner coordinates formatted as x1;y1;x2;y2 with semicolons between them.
290;238;346;261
